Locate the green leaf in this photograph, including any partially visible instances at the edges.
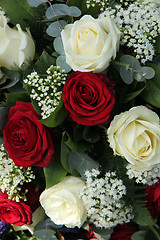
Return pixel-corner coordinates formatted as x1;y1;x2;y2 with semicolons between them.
133;205;155;227
46;20;67;38
40;97;67;127
155;35;160;54
0;107;10;130
27;0;47;7
68;151;100;179
33;229;57;240
65;135;90;152
34;51;56;74
131;231;147;240
60;133;72;172
121;84;146;103
0;0;36;30
141;63;160;107
0;92;30;107
83;126;101;143
44;144;67;188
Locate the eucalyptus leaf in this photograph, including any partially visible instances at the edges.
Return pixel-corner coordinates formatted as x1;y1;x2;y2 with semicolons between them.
1;77;20;90
131;231;147;240
120;55;141;84
46;20;67;37
53;37;65;55
91;226;113;236
35;218;62;231
67;6;81;17
56;55;71;73
134;71;145;82
68;151;100;179
33;229;57;240
27;0;47;7
46;4;69;19
46;4;81;19
140;67;155;79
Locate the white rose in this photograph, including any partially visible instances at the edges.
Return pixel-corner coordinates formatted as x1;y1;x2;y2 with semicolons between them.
40;176;87;228
61;14;120;73
0;15;35;69
107;106;160;170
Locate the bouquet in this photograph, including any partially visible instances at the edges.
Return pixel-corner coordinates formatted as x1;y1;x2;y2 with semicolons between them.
1;0;160;239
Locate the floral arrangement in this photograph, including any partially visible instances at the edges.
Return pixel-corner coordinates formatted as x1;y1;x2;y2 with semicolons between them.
1;0;160;239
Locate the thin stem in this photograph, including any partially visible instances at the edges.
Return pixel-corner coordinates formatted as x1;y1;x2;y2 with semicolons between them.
47;0;64;28
149;226;160;240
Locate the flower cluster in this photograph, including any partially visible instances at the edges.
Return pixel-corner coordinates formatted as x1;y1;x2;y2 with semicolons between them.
24;65;67;119
106;0;160;63
0;144;35;201
81;169;133;228
126;163;160;185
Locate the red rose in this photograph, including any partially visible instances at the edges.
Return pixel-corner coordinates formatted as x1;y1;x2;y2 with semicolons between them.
83;226;99;240
3;101;54;168
21;183;41;212
109;223;138;240
0;190;32;226
145;180;160;218
62;72;115;126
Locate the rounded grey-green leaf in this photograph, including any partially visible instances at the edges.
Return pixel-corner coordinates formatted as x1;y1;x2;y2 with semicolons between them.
56;55;71;73
120;65;134;84
46;20;67;37
134;70;145;82
120;55;141;70
68;6;81;17
46;4;69;19
27;0;47;7
140;66;155;79
120;55;141;84
34;229;57;240
131;231;147;240
53;37;65;55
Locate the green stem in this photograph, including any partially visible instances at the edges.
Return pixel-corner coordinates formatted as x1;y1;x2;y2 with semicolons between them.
149;226;160;240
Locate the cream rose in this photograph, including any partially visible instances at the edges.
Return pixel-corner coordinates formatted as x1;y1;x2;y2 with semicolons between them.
107;106;160;170
61;14;120;73
0;15;35;69
40;176;87;228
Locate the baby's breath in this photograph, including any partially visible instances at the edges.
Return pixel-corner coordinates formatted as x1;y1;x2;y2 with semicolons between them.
23;65;67;119
0;145;35;201
126;163;160;185
86;0;109;11
80;169;133;228
103;0;160;64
